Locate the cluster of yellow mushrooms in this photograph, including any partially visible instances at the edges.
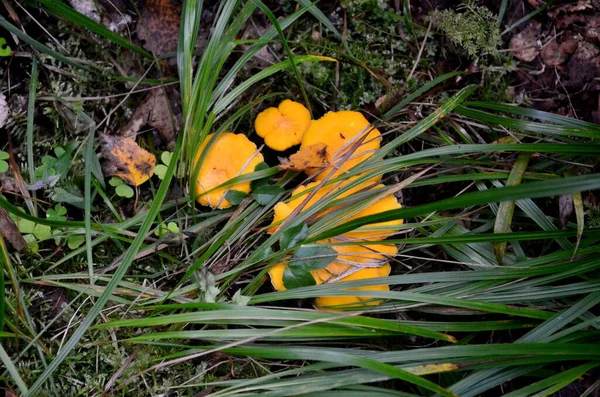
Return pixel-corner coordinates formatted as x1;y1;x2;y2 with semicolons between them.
194;100;402;310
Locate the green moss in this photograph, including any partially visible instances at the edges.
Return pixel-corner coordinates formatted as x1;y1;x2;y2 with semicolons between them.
289;0;420;110
429;1;503;60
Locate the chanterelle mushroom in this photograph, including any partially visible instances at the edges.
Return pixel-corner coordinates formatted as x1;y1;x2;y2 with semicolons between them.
268;181;402;240
255;99;311;151
267;240;395;310
300;110;381;180
194;132;264;209
340;188;403;241
314;265;391;310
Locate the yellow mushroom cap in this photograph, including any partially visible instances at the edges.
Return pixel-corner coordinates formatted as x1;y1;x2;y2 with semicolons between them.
267;240;395;293
268;262;288;291
267;181;329;234
268;181;403;240
301;111;381;180
194;132;264;209
255;100;311;151
311;240;396;284
341;187;403;241
267;178;376;235
315;265;391;310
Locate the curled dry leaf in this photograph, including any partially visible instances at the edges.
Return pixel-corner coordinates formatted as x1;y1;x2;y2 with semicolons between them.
509;22;541;62
0;94;8;129
120;88;180;147
0;207;27;251
136;0;181;56
102;135;155;186
565;41;600;87
278;143;330;171
541;39;578;66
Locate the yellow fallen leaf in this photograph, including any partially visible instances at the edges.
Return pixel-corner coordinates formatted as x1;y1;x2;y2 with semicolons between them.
102;136;156;186
403;363;459;375
278;143;330;171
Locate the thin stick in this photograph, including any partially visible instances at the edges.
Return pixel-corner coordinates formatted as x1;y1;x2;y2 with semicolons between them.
407;19;432;81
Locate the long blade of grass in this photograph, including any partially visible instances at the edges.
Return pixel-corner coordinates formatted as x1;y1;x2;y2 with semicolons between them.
310;173;600;242
32;0;153;58
25;56;38;216
0;16;90;71
494;152;531;264
504;362;599;397
0;344;28;394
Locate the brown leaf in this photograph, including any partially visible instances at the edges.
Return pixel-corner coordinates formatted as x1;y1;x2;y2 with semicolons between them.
510;22;541;62
0;94;8;129
120;89;180;147
556;14;600;41
278;143;330;171
541;39;578;66
551;0;595;16
0;207;27;251
102;136;156;186
136;0;181;56
559;194;574;229
565;41;600;87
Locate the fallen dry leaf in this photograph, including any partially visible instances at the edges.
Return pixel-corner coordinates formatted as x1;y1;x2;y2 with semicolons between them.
278;143;330;171
120;88;180;147
136;0;181;56
0;94;8;129
510;22;541;62
559;194;574;229
541;39;578;66
0;207;27;251
565;41;600;87
551;0;595;16
556;14;600;41
102;136;156;186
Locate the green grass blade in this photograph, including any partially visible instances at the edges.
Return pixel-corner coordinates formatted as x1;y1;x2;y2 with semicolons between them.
0;16;90;71
0;344;29;394
25;56;38;216
494;152;531;264
32;0;152;58
310;173;600;242
84;129;95;283
503;362;599;397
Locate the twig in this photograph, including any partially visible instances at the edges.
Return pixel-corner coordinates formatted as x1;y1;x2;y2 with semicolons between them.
407;19;432;81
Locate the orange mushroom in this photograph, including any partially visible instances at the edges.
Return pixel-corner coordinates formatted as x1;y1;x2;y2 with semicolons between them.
255;100;311;151
314;265;391;310
300;111;381;180
268;181;402;240
338;188;403;241
267;240;396;310
194;132;264;209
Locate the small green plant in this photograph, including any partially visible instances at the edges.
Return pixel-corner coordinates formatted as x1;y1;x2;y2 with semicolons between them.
108;176;134;198
429;1;502;60
0;151;9;172
9;204;85;252
154;221;180;237
10;210;52;253
0;37;11;56
154;151;185;180
46;204;85;249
